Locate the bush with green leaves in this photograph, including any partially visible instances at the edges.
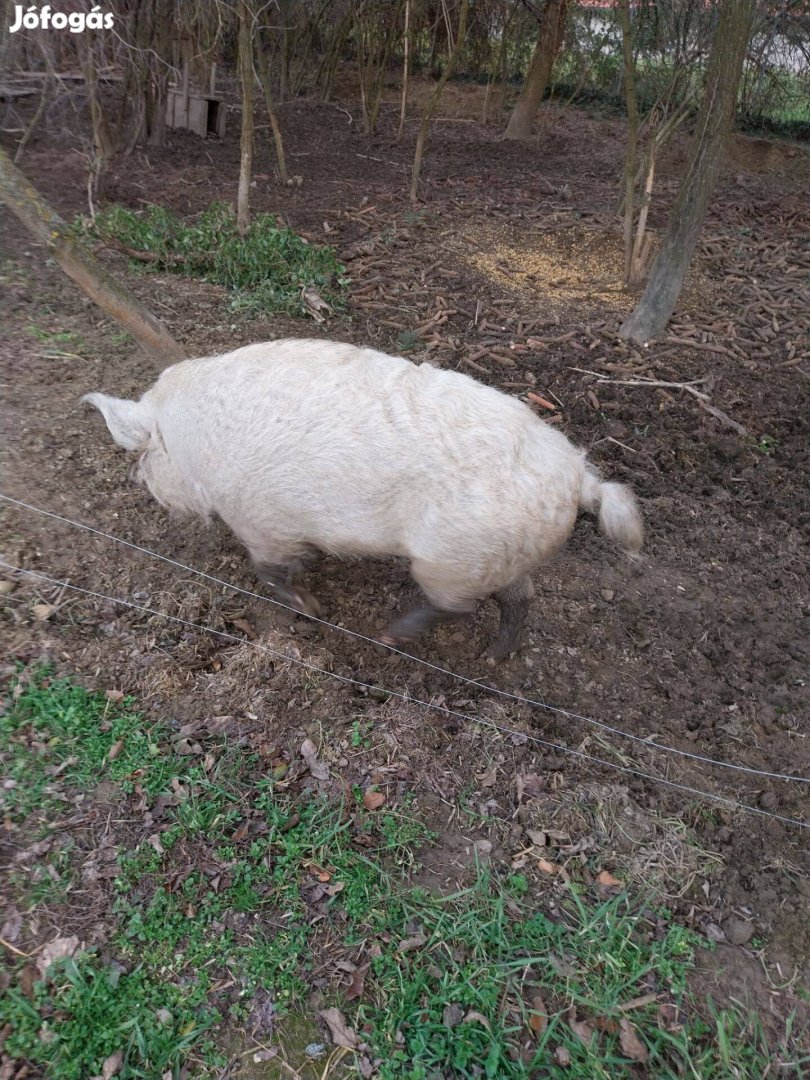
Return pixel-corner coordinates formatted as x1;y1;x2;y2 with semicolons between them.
78;201;349;317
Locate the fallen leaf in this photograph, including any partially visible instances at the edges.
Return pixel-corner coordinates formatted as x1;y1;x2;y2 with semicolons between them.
443;1003;464;1028
526;829;547;847
0;579;15;596
32;604;55;621
105;689;125;702
147;834;165;856
229;617;256;640
537;858;558;875
306;863;332;882
596;870;622;887
619;1018;648;1062
319;1007;358;1049
102;1050;123;1079
620;992;659;1012
528;993;548;1035
594;1016;619;1033
476;764;498;787
301;738;329;780
397;933;427;953
253;1049;277;1062
357;1055;374;1078
549;953;576;978
568;1007;594;1045
231;821;250;843
1;911;22;943
37;935;79;978
554;1045;571;1066
107;739;124;762
345;965;367;1002
363;789;385;810
462;1010;491;1030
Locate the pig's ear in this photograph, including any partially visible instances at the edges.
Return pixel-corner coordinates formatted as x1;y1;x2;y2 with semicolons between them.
81;393;152;451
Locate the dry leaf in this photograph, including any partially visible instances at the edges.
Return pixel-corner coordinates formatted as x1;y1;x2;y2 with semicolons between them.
345;966;367;1002
619;1018;648;1062
526;828;547;847
0;579;15;596
37;935;79;978
620;992;659;1012
231;821;250;843
363;789;385;810
476;764;498;787
306;863;333;882
102;1050;123;1079
554;1045;571;1066
301;739;329;780
537;858;558;875
528;993;548;1035
147;834;165;856
397;933;427;953
463;1010;491;1029
1;911;22;943
596;870;622;887
594;1016;619;1034
32;603;55;621
568;1007;594;1045
107;739;124;762
443;1003;464;1028
319;1007;358;1049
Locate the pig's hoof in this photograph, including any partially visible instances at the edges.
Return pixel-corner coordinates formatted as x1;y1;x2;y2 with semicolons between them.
480;640;512;664
289;587;322;619
378;632;402;649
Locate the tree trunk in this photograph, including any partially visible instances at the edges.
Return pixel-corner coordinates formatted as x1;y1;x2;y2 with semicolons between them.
504;0;568;141
237;0;255;237
618;0;638;284
620;0;755;343
0;148;186;367
397;0;410;139
410;0;469;202
256;40;289;184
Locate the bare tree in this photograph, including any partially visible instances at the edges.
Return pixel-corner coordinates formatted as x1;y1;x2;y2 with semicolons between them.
410;0;470;202
397;0;411;139
237;0;255;236
256;30;289;185
0;148;186;365
504;0;569;140
620;0;756;343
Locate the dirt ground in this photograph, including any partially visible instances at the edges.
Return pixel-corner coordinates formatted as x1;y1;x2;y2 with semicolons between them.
2;77;810;1049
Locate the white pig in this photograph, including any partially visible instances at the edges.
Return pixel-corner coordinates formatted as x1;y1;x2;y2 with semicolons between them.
83;339;643;659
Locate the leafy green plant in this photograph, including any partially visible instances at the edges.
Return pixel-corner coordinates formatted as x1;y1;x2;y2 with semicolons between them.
76;201;349;317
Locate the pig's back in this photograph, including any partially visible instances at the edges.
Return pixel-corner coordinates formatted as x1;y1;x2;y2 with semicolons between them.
146;339;582;561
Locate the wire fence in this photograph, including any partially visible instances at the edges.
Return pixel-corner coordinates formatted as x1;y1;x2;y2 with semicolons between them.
2;493;808;787
2;558;808;834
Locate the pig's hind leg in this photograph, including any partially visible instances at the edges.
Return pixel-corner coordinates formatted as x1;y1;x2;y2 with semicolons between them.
379;559;476;648
480;575;534;662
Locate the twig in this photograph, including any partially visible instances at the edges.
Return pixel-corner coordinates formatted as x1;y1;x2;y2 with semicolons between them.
593;436;638;454
590;376;712;401
1;937;39;958
697;400;748;435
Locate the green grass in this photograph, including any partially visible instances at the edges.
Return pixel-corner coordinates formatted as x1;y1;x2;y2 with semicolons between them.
1;673;805;1078
76;200;349;317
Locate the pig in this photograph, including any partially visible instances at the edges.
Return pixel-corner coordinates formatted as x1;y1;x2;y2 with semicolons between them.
82;338;643;660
